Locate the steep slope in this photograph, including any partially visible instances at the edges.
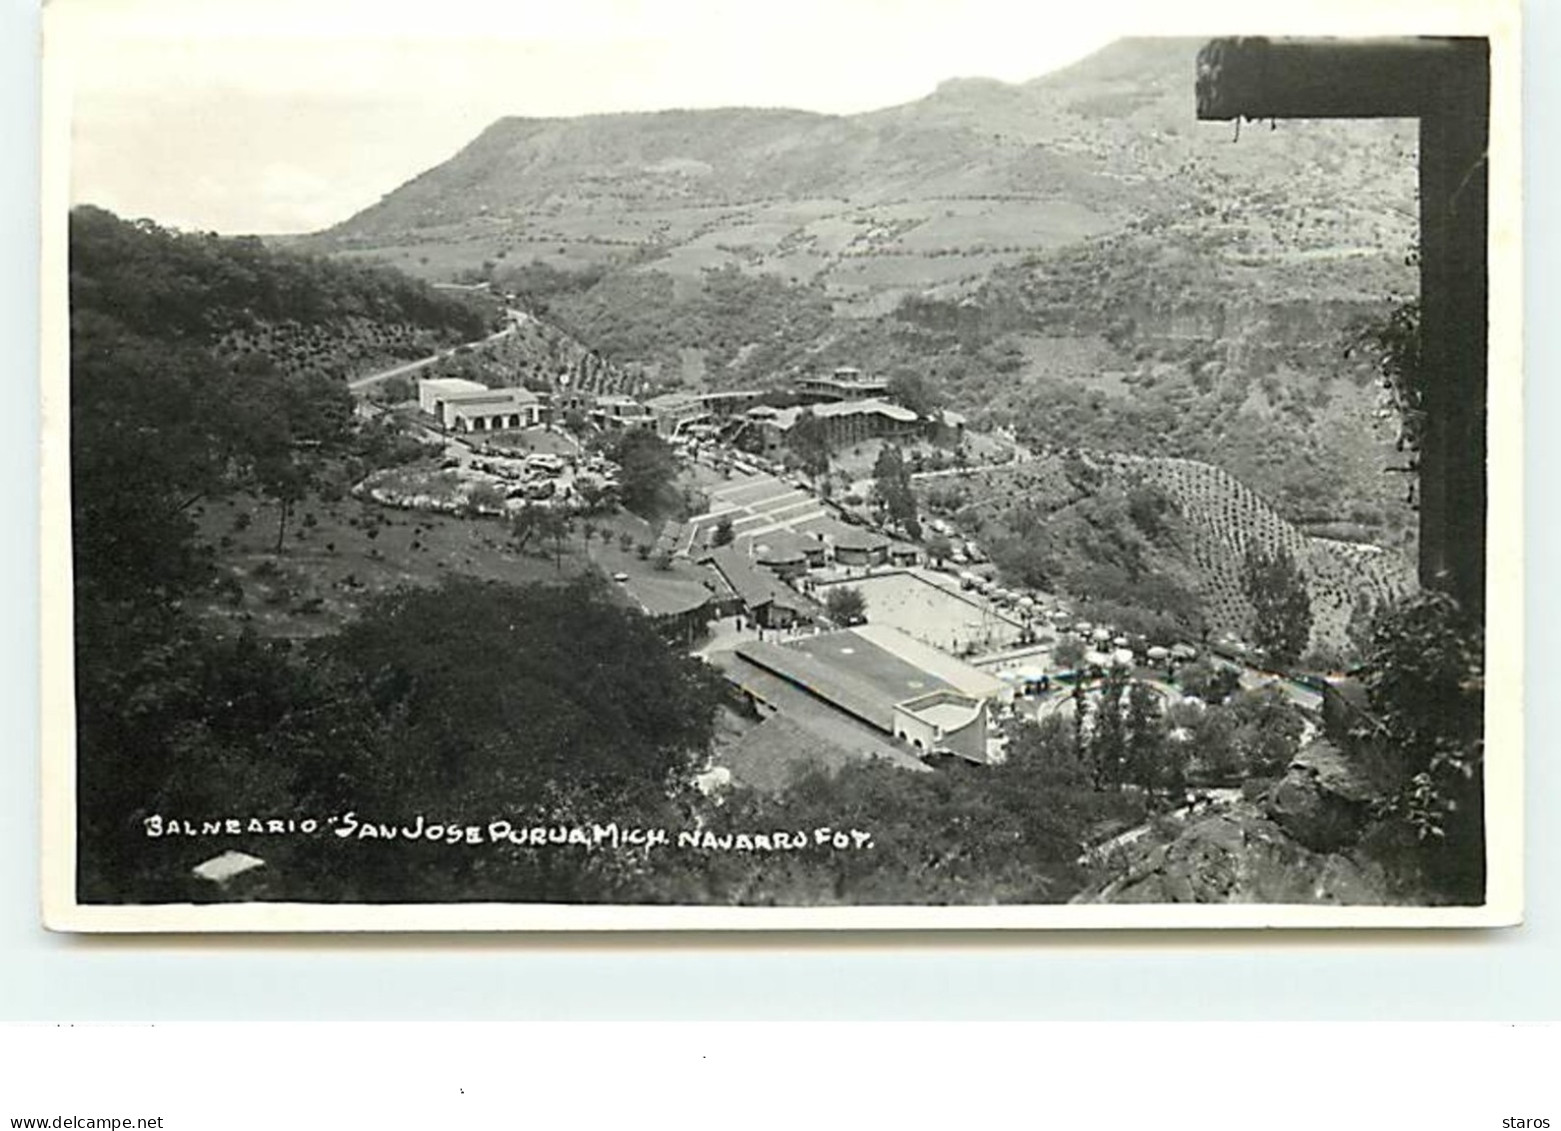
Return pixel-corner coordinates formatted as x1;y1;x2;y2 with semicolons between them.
948;449;1414;660
1110;453;1415;654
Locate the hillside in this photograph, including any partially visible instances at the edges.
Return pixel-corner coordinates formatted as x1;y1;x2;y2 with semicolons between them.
70;205;499;384
308;38;1414;309
938;448;1415;662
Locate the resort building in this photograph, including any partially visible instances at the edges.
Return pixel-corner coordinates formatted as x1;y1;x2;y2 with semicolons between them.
703;545;815;630
739;398;922;455
721;626;1002;763
796;367;890;403
417;378;543;432
829;525;890;568
589;395;656;431
647;389;766;437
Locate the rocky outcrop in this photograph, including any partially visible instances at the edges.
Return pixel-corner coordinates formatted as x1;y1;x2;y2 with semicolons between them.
1074;800;1396;904
1075;735;1406;904
1264;738;1380;852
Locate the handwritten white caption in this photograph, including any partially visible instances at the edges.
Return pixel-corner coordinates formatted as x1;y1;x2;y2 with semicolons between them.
142;814;875;851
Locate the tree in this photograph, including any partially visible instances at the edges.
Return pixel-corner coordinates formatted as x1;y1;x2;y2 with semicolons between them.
824;586;867;626
712;515;735;547
68;313;227;607
306;576;730;902
1181;706;1240;785
224;367;355;555
786;408;831;478
371;374;416;404
885;370;943;418
1227;686;1305;779
1053;637;1086;672
575;478;616;514
544;513;573;571
1124;681;1166;797
604;429;679;516
872;444;919;537
1177;657;1241;705
925;533;953;566
1360;590;1485;903
1089;667;1130;790
1243;544;1313;666
511;503;549;553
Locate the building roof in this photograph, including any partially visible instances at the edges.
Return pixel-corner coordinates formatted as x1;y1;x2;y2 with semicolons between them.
895;689;984;731
705;546;796;611
734;640;912;731
645;392;704;412
744;528;825;565
812;397;918;423
850;622;1008;700
830;525;890;553
748;398;921;433
706;652;929;775
711;712;926;795
444;387;540;414
738;628;987;735
419;377;489;396
615;565;713;619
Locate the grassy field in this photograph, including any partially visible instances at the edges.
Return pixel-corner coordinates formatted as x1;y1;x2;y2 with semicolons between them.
191;491;590;639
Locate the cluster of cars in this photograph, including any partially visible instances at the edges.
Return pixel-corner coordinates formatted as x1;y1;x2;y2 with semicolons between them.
443;447;621;507
926;517;987;566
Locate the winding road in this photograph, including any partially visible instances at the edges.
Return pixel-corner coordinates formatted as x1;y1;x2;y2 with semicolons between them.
346;309;529;394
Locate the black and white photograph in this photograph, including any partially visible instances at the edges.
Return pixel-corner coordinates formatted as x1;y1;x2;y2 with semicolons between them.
39;0;1522;930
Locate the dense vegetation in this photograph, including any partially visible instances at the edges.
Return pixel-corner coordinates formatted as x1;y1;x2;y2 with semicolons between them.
72;206;496;385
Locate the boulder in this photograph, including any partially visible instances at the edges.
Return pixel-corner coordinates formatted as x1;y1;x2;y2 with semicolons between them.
1265;739;1379;852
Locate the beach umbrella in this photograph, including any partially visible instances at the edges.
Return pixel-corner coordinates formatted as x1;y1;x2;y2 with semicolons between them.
1091;627;1111;642
1084;650;1110;668
1112;635;1130;648
1018;595;1035;609
1146;645;1170;661
1075;620;1093;633
1111;648;1135;668
1171;643;1198;660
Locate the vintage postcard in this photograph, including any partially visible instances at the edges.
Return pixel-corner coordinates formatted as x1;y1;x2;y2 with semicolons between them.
39;0;1523;930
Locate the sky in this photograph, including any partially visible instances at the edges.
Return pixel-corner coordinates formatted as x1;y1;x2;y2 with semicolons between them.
49;0;1503;236
51;0;1125;235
